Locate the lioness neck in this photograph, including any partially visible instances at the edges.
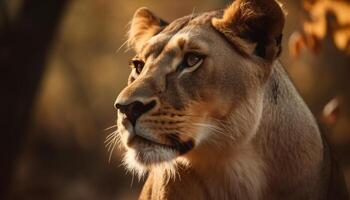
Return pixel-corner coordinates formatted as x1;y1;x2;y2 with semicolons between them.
141;146;264;200
139;61;326;200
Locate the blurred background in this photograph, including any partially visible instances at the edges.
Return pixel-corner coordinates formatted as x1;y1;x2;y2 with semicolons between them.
0;0;349;199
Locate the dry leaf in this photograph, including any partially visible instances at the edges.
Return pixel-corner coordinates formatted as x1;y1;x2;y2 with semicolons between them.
322;96;342;126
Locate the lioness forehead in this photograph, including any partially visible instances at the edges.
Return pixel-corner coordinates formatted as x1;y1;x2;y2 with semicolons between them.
140;11;220;59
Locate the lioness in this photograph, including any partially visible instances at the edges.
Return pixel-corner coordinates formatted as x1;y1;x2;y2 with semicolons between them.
113;0;348;199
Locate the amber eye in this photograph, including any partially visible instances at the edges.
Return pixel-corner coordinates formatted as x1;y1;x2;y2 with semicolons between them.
131;59;145;74
184;53;204;68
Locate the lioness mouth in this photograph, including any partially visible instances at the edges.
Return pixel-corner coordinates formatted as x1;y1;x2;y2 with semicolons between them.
129;132;194;155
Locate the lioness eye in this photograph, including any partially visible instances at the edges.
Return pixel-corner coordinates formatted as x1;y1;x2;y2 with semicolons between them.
131;59;145;74
184;53;203;68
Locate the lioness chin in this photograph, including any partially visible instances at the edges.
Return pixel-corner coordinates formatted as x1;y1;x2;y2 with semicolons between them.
113;0;348;199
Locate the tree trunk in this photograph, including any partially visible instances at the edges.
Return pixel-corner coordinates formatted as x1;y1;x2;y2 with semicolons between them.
0;1;69;198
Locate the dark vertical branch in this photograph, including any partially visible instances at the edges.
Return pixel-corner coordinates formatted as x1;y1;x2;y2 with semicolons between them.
0;0;69;198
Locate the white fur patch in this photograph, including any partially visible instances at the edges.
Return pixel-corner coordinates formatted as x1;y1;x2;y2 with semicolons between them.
146;33;168;48
122;146;178;180
192;121;214;145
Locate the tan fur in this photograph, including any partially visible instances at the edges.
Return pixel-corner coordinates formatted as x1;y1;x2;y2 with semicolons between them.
114;1;348;199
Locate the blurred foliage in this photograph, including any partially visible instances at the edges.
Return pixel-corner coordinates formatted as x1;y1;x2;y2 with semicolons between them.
0;0;349;199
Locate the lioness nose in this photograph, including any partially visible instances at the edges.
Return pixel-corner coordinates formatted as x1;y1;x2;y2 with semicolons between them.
115;100;156;126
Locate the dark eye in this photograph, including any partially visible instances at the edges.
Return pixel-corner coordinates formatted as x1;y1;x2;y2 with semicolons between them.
184;53;204;68
131;59;145;74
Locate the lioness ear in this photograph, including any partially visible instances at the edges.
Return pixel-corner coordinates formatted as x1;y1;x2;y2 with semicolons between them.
128;7;168;52
212;0;285;61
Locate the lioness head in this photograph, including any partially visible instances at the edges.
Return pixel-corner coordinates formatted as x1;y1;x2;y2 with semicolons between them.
115;0;285;176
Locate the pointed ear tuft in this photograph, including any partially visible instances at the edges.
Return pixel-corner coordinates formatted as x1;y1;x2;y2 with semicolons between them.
212;0;285;61
128;7;168;52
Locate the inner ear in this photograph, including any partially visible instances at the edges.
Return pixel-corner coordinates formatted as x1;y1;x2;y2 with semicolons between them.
212;0;285;61
128;7;168;52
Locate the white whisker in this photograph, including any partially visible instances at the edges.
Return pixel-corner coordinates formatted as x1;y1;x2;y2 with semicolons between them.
105;136;115;145
105;130;118;140
107;137;117;152
105;138;115;149
105;140;114;151
115;39;129;54
104;124;118;131
192;122;235;141
108;137;118;163
189;7;196;21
